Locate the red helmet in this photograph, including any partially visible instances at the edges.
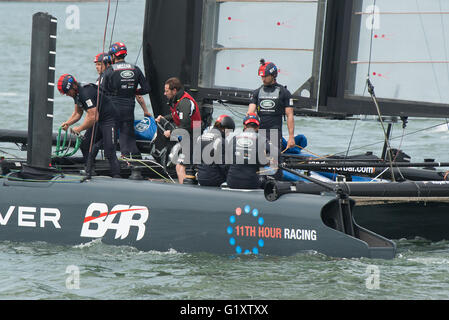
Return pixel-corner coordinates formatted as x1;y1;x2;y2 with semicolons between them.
57;74;76;94
94;52;111;65
215;114;235;130
109;42;127;58
258;59;278;78
243;113;260;126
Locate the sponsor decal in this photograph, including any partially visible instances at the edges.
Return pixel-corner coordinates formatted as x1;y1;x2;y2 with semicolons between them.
80;203;149;240
259;99;275;109
120;70;135;79
227;204;317;255
236;137;254;148
135;117;150;132
0;205;61;228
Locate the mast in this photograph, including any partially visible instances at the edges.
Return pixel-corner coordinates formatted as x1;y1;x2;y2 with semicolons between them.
27;12;57;169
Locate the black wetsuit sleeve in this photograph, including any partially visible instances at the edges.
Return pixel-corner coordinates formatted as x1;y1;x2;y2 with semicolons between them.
176;99;193;131
135;66;150;96
250;88;259;105
99;68;112;94
78;86;98;111
281;86;292;109
164;113;173;121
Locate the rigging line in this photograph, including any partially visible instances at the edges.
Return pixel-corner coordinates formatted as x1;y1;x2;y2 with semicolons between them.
88;0;112;176
345;0;377;167
362;0;377;98
388;124;406;180
362;1;396;181
135;43;143;66
217;100;247;118
331;121;448;158
438;0;449;87
416;0;443;102
108;0;120;48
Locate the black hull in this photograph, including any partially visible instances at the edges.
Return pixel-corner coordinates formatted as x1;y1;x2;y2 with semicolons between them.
0;174;395;259
353;199;449;242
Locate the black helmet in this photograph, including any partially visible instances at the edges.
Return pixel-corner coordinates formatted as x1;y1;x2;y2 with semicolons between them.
215;114;235;130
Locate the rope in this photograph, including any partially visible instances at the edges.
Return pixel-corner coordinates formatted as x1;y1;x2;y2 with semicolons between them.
53;127;82;158
120;157;176;183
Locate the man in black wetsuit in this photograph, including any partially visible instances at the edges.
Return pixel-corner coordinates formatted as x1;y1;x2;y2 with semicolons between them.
226;113;271;189
155;77;202;184
94;52;111;81
58;73;120;178
197;114;235;187
247;59;295;154
101;42;150;159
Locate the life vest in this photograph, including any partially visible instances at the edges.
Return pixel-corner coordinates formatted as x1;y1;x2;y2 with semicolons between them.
170;91;202;130
256;85;283;117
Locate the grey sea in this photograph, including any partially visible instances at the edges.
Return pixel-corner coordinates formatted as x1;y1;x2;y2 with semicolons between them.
1;0;449;303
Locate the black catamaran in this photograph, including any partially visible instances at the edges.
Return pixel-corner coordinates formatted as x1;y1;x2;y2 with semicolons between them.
2;1;449;258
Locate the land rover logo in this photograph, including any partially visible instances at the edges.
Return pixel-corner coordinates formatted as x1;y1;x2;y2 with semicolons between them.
236;137;254;148
135;118;150;132
120;70;134;79
260;99;275;109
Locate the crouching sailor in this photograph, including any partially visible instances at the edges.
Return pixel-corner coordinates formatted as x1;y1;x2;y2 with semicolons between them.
226;113;273;189
197;114;235;187
58;73;121;178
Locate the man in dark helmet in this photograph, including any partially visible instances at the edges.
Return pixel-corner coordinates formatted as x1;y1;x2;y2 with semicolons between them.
225;113;271;189
58;74;121;178
94;52;112;80
196;114;235;187
101;42;151;159
247;59;295;155
94;51;151;116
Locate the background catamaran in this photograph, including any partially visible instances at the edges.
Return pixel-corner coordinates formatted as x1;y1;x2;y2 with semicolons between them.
1;1;449;256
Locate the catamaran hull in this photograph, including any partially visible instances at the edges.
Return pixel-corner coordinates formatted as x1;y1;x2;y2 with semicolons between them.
353;200;449;242
0;175;395;259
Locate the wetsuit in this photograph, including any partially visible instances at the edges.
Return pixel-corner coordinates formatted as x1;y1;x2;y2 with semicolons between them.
226;130;270;189
196;128;228;187
250;83;291;178
75;83;120;176
102;61;150;157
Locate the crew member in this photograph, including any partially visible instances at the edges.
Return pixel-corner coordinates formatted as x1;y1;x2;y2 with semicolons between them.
155;77;202;184
94;52;152;118
226;113;270;189
197;114;235;187
101;42;151;158
58;73;120;178
94;52;111;82
247;59;295;153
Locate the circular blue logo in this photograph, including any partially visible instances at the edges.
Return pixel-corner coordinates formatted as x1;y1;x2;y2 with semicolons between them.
227;205;265;255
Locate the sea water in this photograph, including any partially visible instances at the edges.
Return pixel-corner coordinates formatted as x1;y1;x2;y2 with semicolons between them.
1;0;449;301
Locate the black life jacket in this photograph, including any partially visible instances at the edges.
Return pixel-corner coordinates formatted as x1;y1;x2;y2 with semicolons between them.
108;62;140;98
256;85;283;118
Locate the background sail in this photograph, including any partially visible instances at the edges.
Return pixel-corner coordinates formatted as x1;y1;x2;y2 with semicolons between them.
348;0;449;105
143;0;449;118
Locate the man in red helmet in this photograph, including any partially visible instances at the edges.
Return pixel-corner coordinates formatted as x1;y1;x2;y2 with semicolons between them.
247;59;295;153
101;42;151;159
94;52;151;117
225;113;271;189
94;52;111;78
196;114;235;187
58;74;121;178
